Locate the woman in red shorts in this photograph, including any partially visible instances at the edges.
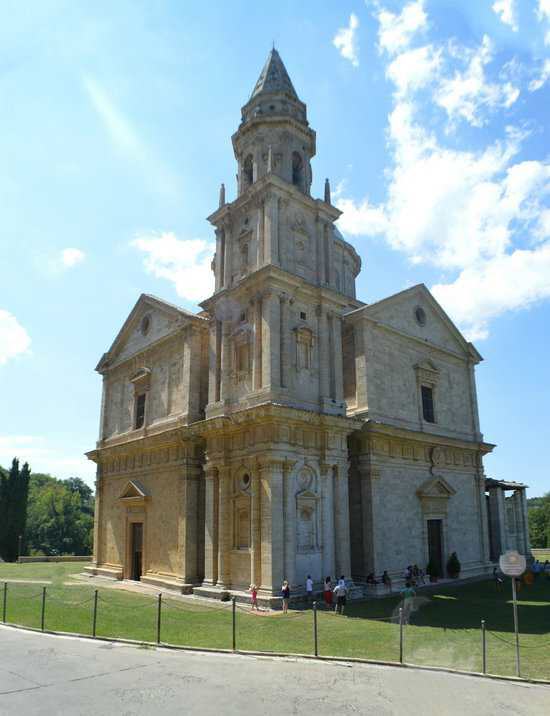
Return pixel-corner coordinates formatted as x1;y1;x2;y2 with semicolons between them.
323;576;333;608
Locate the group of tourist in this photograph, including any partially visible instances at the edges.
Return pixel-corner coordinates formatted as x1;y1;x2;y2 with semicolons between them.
248;576;350;614
493;560;550;591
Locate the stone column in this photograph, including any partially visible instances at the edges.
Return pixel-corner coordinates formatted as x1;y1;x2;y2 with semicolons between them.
217;466;232;589
214;228;224;292
203;467;219;586
260;460;285;593
321;464;336;581
284;462;296;589
186;327;202;421
253;297;263;391
223;226;232;288
316;218;325;285
354;321;368;411
256;202;265;267
488;487;507;559
220;320;232;403
264;194;279;265
279;294;289;389
317;307;330;401
334;462;352;579
92;465;103;567
520;489;530;555
476;469;491;563
207;321;218;405
250;465;262;588
98;377;108;441
261;291;281;391
181;460;201;583
332;314;344;404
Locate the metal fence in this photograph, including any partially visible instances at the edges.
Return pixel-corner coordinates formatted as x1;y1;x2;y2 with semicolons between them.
2;582;549;682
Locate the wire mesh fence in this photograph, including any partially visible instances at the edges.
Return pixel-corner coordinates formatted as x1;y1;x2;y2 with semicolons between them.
2;582;549;681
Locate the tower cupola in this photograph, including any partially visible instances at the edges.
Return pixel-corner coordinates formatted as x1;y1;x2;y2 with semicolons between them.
232;49;316;196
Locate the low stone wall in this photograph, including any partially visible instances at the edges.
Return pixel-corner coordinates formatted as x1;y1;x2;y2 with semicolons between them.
18;556;91;564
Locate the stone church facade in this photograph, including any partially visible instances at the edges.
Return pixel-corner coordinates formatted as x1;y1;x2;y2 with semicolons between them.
86;50;529;603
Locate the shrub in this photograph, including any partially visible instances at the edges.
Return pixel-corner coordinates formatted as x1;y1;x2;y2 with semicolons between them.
447;552;461;578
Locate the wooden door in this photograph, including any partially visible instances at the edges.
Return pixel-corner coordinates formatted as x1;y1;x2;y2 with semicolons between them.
427;519;443;577
131;523;143;581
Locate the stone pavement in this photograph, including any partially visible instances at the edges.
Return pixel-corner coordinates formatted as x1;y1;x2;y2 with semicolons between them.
0;626;549;715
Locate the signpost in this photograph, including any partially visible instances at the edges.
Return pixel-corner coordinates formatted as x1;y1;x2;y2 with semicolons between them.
499;550;526;677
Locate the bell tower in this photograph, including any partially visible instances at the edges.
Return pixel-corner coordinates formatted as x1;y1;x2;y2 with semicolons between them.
196;49;362;604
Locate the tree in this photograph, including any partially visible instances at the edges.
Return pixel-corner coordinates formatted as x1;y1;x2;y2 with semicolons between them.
25;473;94;556
528;493;550;549
0;458;31;561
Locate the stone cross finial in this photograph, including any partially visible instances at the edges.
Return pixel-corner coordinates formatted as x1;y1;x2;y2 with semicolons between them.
324;178;331;204
219;183;226;207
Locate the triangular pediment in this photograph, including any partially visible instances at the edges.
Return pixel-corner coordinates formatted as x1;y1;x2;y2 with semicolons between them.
96;294;206;372
355;284;482;363
119;480;150;501
417;477;456;499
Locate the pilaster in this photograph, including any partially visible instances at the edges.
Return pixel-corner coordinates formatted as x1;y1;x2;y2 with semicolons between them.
217;465;232;588
259;460;285;593
334;461;352;578
203;467;219;586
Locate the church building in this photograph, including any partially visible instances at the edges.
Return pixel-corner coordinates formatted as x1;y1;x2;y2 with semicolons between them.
86;50;529;603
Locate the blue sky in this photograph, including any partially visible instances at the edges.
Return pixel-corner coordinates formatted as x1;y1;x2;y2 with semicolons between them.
1;0;549;495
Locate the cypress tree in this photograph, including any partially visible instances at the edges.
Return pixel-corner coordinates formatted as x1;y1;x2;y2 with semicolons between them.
0;459;31;561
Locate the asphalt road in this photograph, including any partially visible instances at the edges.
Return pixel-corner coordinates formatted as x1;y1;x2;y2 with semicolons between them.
0;626;549;715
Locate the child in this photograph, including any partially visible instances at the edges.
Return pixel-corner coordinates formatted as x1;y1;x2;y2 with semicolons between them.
249;584;258;611
306;574;314;604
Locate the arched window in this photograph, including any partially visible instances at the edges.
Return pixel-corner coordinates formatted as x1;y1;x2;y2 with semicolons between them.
243;155;253;187
292;151;303;188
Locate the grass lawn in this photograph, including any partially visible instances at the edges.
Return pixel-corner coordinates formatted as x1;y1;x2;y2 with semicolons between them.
1;562;550;681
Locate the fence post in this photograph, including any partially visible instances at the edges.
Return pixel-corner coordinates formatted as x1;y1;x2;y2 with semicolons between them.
2;583;6;623
481;619;486;674
511;577;521;678
232;597;236;652
157;593;162;645
92;590;98;638
399;607;404;664
313;601;318;657
41;586;46;632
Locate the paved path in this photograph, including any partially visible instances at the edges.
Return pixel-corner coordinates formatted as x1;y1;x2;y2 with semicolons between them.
0;627;549;715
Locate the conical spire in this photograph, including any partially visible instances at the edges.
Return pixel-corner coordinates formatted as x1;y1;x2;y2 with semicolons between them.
250;48;299;100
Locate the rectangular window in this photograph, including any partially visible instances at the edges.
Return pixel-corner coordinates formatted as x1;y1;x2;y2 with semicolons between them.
135;393;146;429
421;385;435;423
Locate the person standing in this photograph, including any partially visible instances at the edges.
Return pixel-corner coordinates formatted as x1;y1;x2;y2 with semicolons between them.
323;576;333;609
382;571;392;593
281;580;290;613
333;581;347;615
249;584;258;611
305;575;313;605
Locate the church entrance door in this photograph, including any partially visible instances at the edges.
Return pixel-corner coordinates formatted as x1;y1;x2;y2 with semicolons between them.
427;519;443;577
131;522;143;581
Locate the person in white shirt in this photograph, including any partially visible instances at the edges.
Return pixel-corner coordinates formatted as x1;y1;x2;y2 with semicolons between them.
305;575;313;605
333;582;347;614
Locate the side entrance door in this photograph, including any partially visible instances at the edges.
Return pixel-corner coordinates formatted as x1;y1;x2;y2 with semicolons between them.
427;519;443;577
131;522;143;581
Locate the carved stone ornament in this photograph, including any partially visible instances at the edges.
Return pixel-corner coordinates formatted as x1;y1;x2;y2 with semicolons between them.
431;446;445;468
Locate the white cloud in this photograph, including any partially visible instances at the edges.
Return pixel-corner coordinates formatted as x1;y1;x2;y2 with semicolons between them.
0;309;31;366
60;247;86;268
0;435;95;484
387;45;442;96
432;242;550;340
83;75;181;199
536;0;550;21
131;231;215;303
528;58;550;91
336;5;550;340
434;36;519;128
333;13;360;67
377;0;427;56
492;0;518;32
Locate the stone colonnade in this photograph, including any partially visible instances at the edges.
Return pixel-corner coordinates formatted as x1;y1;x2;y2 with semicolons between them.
487;482;530;560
